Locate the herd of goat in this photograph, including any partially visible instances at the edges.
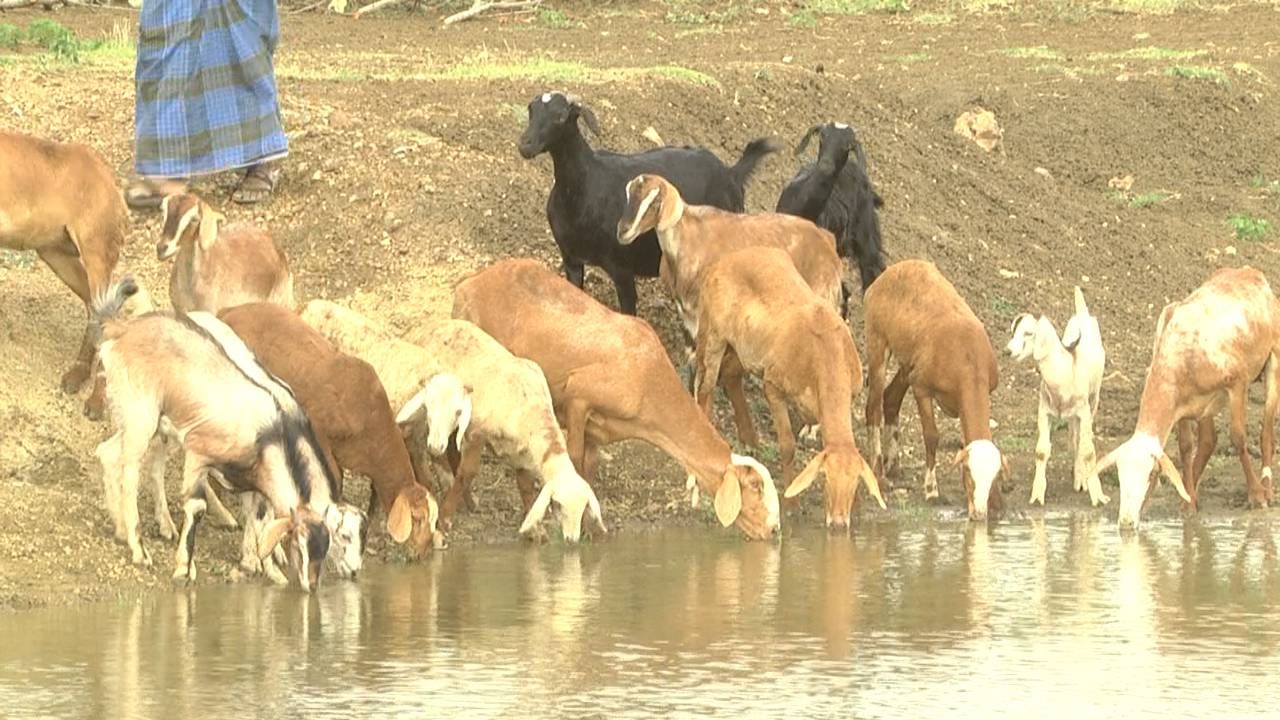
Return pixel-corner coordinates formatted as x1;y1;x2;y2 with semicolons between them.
2;89;1278;593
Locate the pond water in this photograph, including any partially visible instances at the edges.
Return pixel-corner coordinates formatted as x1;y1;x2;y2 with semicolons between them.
2;518;1278;719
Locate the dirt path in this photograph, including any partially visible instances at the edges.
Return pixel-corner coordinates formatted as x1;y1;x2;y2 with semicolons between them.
2;1;1279;610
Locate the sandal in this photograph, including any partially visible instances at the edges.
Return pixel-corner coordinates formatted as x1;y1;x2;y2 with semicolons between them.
232;163;282;205
125;177;188;210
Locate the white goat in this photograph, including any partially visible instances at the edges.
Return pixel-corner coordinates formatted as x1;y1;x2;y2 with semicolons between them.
1007;286;1109;507
298;300;605;542
96;311;364;591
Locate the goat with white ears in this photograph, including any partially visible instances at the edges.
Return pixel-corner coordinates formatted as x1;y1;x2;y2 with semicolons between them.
1007;286;1109;507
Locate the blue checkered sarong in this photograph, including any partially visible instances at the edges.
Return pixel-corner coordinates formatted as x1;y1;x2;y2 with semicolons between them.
134;0;288;178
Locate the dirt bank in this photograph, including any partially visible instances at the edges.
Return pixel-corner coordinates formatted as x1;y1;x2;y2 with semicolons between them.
2;1;1279;611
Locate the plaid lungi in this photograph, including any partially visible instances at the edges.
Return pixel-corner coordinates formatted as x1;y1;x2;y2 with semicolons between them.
134;0;288;178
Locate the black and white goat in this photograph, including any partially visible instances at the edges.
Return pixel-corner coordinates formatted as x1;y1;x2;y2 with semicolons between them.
776;122;886;293
95;311;364;592
518;91;780;314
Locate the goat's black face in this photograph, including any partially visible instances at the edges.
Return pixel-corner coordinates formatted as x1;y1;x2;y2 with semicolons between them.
519;92;577;158
817;123;857;166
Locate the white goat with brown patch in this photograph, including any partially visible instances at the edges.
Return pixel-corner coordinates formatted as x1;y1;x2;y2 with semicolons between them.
1;131;131;394
693;247;885;528
156;193;294;314
1007;286;1109;507
452;259;781;540
615;173;845;445
95;311;365;592
864;259;1005;521
1098;266;1280;529
298;300;604;542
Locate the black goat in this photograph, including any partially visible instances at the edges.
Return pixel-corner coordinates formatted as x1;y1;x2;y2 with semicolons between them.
518;91;780;314
776;122;886;293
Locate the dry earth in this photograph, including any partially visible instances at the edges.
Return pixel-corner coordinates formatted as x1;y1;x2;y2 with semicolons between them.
2;0;1279;610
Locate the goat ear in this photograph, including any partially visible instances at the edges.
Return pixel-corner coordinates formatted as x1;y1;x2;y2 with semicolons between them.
386;491;413;544
258;517;293;560
575;104;602;138
714;470;743;527
655;180;684;232
795;124;822;156
859;460;887;510
1156;453;1192;503
395;387;429;425
784;450;827;499
198;205;223;252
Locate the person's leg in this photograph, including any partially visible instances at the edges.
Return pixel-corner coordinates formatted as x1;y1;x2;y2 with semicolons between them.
231;162;281;205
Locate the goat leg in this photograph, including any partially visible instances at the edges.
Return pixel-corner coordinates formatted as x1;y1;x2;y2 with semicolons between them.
913;388;941;502
1075;408;1108;506
1189;418;1217;507
1228;384;1267;509
144;434;177;540
882;367;911;476
763;379;796;484
719;350;759;448
1261;352;1280;502
1030;396;1051;506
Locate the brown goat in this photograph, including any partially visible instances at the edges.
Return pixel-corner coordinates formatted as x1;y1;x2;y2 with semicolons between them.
864;259;1005;520
694;247;884;528
452;258;781;540
1098;266;1279;528
159;193;294;314
0;131;129;393
219;303;441;558
616;173;845;446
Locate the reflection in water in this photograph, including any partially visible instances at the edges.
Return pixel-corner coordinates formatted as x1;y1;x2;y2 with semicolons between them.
2;520;1280;718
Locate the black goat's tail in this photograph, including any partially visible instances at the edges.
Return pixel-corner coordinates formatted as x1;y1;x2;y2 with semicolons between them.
729;137;783;194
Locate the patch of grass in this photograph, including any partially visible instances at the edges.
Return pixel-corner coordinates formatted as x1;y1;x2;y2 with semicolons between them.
1000;45;1063;60
1250;173;1279;193
0;23;22;50
992;296;1016;319
1231;62;1270;84
664;0;747;26
788;8;819;27
1088;46;1206;61
1104;0;1190;14
891;52;932;64
1167;64;1228;85
803;0;910;15
435;54;720;88
1227;213;1271;242
1035;63;1102;80
537;7;572;28
27;19;80;62
914;12;952;24
1001;434;1036;451
1108;190;1174;208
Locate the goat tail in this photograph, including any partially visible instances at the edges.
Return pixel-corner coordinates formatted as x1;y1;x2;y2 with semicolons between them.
88;276;140;347
1073;285;1089;318
729;137;783;193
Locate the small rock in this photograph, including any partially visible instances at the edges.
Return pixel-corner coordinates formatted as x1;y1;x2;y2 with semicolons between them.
1034;167;1052;179
997;268;1020;279
1109;174;1134;191
1224;245;1237;256
783;55;794;64
953;107;1002;152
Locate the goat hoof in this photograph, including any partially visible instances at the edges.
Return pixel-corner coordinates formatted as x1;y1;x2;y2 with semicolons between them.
60;365;91;394
132;550;152;568
83;397;106;421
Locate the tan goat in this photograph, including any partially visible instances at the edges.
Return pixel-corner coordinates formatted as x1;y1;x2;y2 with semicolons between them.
864;259;1005;520
297;300;604;543
1098;266;1279;529
157;193;294;314
616;173;845;446
0;131;130;393
693;247;885;528
452;258;780;540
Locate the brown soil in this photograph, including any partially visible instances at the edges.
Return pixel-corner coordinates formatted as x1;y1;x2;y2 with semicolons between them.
2;1;1279;611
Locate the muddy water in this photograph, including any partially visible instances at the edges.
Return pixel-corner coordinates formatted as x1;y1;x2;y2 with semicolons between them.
2;519;1279;718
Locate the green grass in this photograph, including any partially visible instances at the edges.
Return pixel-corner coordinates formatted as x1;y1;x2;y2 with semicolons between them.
1001;434;1036;452
1167;64;1228;84
892;52;932;63
913;12;953;24
788;8;819;27
1227;213;1271;242
992;296;1017;318
0;23;22;50
537;8;572;28
435;55;719;87
1001;46;1064;60
1108;190;1174;208
26;19;80;62
1088;46;1206;61
1104;0;1191;13
1250;173;1279;193
1035;63;1103;80
663;0;747;25
803;0;910;15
